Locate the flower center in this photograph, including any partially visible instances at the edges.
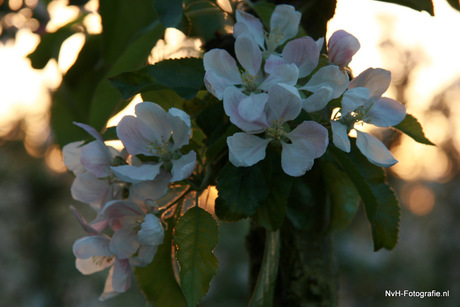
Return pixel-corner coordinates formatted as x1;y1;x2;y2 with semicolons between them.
146;139;171;161
241;70;258;92
265;120;288;142
266;30;284;54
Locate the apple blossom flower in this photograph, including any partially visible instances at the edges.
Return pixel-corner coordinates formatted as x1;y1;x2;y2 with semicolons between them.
62;123;126;210
234;4;301;55
114;101;196;184
330;68;406;167
327;30;360;67
300;65;349;112
226;83;328;177
72;200;164;300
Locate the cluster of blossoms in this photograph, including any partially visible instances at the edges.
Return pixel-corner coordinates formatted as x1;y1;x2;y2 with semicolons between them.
204;4;406;174
63;102;196;300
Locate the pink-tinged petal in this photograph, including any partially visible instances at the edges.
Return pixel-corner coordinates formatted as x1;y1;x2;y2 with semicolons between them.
286;121;329;158
282;37;320;78
171;151;196;182
269;4;301;47
71;206;102;235
62;141;85;175
130;244;158;267
109;227;140;259
116;116;152;156
267;84;301;122
75;257;113;275
260;63;299;91
302;86;333;112
168;108;191;150
349;68;391;99
204;70;236;100
111;164;161;183
300;65;349;99
138;214;164;246
366;97;406;127
316;37;325;50
227;133;270;167
235;10;265;47
73;122;104;143
135;102;172;143
71;172;110;208
331;120;350;152
235;35;262;76
203;49;241;83
328;30;360;67
356;130;398;167
341;87;370;115
223;87;268;133
100;200;145;220
130;173;170;204
264;54;284;74
111;259;132;293
99;262;131;301
237;93;269;122
80;141;112;178
73;235;112;259
280;141;315;177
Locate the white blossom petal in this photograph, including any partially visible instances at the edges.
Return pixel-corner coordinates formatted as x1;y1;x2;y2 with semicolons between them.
260;63;299;91
80;141;112;178
282;37;319;78
331;120;350;152
223;87;268;133
170;151;197;182
135;102;172;143
348;68;391;99
234;10;265;48
110;227;140;259
130;174;170;204
100;200;145;220
235;35;262;76
73;236;112;259
280;141;316;177
237;93;269;122
203;49;241;84
356;130;398;167
62;141;85;175
269;4;301;48
286;121;329;158
138;214;165;246
71;172;110;208
366;97;406;127
116;116;152;156
111;164;161;183
300;65;349;99
204;70;236;100
266;84;301;122
264;54;284;74
302;86;333;112
341;87;370;115
76;257;113;275
227;133;269;167
73;122;104;143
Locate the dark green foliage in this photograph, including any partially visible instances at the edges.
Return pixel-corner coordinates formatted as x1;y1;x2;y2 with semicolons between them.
394;113;435;145
374;0;434;15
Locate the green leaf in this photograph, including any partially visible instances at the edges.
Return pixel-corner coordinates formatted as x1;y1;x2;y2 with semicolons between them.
153;0;184;28
135;219;187;307
393;113;435;145
215;163;269;222
246;1;275;28
141;89;185;111
253;152;293;230
447;0;460;11
89;20;165;130
374;0;434;15
110;58;205;101
248;230;280;307
184;1;227;41
321;157;360;232
175;207;219;307
330;143;400;251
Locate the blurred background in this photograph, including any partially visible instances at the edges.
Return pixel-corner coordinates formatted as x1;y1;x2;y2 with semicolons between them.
0;0;459;306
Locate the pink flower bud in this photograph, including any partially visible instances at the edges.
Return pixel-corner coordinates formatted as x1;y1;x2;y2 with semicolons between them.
328;30;360;67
